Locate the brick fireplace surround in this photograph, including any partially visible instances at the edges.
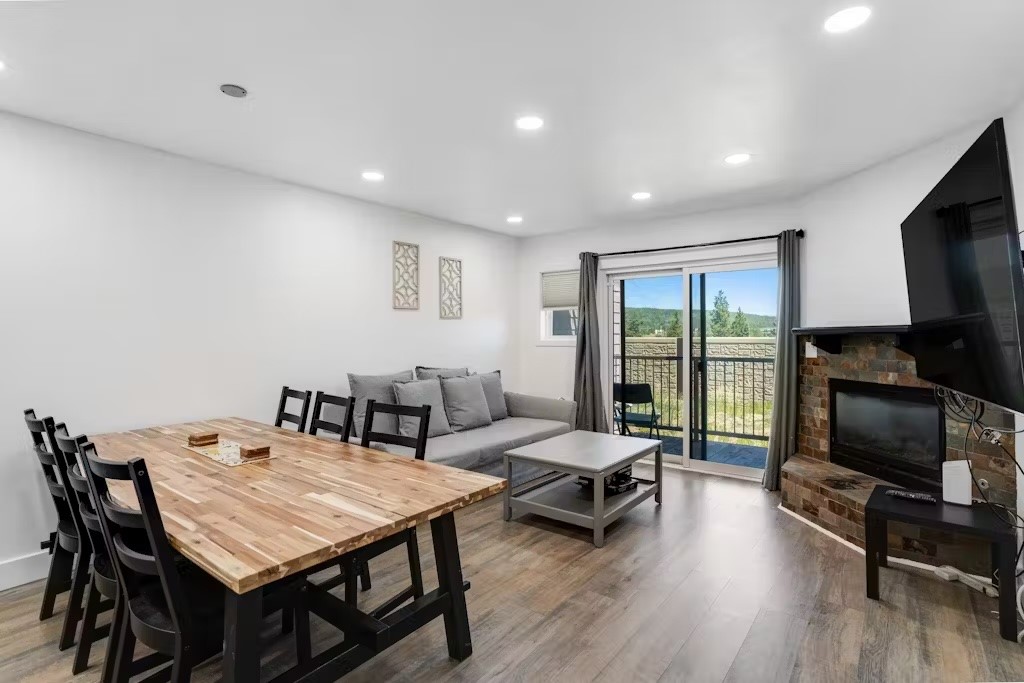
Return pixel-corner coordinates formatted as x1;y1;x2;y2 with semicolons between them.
781;335;1018;575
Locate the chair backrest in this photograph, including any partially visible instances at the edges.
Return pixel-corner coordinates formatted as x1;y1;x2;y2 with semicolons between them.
360;400;430;460
275;386;312;432
80;443;135;597
23;409;73;523
309;391;355;442
613;383;655;405
85;449;192;639
51;425;100;556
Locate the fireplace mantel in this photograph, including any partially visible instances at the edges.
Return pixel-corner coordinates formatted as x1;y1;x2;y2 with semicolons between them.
792;324;912;354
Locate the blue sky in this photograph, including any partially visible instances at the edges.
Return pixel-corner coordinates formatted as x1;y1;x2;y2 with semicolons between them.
624;268;778;315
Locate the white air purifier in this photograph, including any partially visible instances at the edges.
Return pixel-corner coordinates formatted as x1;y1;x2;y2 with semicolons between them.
942;460;972;506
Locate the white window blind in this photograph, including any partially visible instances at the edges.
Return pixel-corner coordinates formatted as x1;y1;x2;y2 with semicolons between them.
541;270;580;309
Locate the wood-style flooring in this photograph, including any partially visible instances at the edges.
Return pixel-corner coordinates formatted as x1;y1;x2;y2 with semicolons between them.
3;465;1024;682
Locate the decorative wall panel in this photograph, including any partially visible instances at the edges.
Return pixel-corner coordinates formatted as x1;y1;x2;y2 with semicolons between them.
393;241;420;310
439;256;462;319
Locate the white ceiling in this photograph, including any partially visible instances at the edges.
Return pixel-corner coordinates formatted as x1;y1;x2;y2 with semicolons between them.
1;1;1023;236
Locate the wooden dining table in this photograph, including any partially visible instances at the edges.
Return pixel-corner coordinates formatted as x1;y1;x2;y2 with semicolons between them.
91;417;507;682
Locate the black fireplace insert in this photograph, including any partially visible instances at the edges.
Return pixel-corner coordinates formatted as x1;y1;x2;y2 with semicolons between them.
829;378;945;492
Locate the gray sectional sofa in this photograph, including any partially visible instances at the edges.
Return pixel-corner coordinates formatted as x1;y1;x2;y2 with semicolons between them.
344;368;576;487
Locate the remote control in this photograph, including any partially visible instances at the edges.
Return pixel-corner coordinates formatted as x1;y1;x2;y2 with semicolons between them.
885;489;937;504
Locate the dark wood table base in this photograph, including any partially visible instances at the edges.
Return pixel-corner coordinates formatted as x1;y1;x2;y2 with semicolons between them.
222;512;473;682
864;485;1019;642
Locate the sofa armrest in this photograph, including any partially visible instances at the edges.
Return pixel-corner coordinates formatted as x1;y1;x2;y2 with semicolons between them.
504;392;577;430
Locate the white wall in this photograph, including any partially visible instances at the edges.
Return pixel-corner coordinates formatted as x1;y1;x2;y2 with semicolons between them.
515;204;800;399
798;119;1019;327
515;99;1024;400
0;112;518;588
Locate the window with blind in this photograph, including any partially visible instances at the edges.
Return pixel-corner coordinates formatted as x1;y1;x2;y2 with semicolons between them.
540;270;580;340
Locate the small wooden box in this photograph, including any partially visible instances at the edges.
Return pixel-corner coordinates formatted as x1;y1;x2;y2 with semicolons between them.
240;443;271;460
188;432;219;447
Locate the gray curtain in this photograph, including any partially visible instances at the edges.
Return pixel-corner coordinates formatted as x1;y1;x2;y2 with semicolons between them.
763;230;801;490
574;252;609;432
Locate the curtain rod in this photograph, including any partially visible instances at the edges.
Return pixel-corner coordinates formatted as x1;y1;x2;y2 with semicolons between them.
595;229;804;258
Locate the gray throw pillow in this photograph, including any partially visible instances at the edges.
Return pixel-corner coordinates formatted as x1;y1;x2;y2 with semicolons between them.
393;378;452;438
440;375;493;432
416;366;469;380
477;371;508;421
347;370;414;437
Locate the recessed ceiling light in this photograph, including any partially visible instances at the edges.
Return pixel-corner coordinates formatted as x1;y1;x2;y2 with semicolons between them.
219;83;248;98
506;215;524;224
515;116;544;131
361;170;384;182
724;153;752;165
824;6;871;33
0;61;6;73
631;191;652;201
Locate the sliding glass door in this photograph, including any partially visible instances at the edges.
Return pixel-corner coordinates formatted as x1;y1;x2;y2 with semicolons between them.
611;274;686;455
609;259;777;479
687;266;778;476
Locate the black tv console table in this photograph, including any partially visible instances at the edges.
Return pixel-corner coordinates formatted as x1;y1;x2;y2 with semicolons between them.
865;485;1019;642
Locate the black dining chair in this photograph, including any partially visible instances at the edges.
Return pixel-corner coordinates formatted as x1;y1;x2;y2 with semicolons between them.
349;400;431;615
83;449;310;683
613;382;662;438
23;410;79;628
275;386;313;432
308;391;356;442
52;429;117;677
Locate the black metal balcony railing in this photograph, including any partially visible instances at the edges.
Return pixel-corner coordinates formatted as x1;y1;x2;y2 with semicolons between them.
613;354;774;443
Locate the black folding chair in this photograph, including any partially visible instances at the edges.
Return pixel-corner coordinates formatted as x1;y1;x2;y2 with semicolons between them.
613;383;662;438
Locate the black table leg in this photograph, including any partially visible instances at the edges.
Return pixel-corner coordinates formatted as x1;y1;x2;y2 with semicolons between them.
876;516;888;568
997;538;1018;642
431;512;472;660
991;542;1001;588
223;587;263;682
865;513;879;600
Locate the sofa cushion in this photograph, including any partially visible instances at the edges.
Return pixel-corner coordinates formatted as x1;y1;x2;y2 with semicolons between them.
477;371;508;421
359;417;570;474
415;366;469;380
347;370;414;437
393;378;452;438
440;375;492;431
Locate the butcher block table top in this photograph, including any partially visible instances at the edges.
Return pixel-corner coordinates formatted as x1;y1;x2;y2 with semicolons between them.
91;417;507;594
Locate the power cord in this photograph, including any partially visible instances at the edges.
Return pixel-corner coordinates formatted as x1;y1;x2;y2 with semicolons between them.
934;388;1024;640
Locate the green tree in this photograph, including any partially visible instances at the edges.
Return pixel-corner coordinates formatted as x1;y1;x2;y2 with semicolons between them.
625;315;645;337
730;307;750;337
665;311;683;338
709;290;731;336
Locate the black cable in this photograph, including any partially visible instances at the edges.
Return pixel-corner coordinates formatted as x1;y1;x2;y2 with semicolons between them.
935;388;1024;577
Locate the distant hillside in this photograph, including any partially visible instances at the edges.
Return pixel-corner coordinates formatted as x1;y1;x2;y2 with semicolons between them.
624;307;776;338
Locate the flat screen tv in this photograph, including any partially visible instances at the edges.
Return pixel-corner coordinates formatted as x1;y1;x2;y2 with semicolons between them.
901;118;1024;414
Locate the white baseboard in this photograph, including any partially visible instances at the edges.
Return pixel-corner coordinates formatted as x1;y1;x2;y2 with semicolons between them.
0;550;50;592
777;503;993;584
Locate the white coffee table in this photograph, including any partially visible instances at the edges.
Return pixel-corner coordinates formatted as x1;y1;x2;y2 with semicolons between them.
503;430;662;547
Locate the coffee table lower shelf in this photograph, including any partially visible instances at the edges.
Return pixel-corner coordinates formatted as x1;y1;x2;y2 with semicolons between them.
507;473;659;546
